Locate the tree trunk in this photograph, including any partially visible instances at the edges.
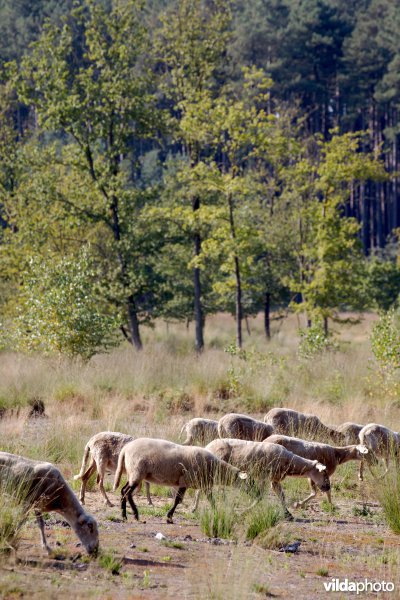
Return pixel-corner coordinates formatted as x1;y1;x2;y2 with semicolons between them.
127;295;143;350
234;255;243;349
227;192;243;349
264;292;271;340
193;197;204;353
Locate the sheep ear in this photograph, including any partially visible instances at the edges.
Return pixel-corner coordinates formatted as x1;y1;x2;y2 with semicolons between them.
357;445;368;454
238;471;248;480
316;463;326;472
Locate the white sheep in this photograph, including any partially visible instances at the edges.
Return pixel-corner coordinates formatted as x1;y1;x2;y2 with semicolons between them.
265;434;368;505
218;413;274;441
196;438;330;518
358;423;400;480
264;407;345;444
74;431;152;507
180;418;219;445
112;437;248;523
0;451;99;555
335;422;364;445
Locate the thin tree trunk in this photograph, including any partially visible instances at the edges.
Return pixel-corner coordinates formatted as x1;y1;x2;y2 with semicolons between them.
264;292;271;340
323;316;328;336
227;192;242;349
193;197;204;353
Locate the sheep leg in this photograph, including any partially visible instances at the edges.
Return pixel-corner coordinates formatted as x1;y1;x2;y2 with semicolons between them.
79;460;96;505
144;481;153;506
271;481;293;521
191;490;201;512
35;510;52;555
97;460;113;507
358;460;364;481
167;487;186;523
293;480;317;508
121;482;139;520
127;485;139;520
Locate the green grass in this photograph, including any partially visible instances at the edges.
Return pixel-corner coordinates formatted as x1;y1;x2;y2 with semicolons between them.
377;468;400;534
245;501;283;540
98;550;123;575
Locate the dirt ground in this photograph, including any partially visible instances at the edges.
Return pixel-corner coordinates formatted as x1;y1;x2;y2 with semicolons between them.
1;487;399;600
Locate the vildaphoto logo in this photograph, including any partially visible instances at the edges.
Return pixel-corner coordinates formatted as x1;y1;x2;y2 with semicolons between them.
323;578;395;594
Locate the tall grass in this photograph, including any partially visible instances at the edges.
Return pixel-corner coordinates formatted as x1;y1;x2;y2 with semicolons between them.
377;468;400;535
0;471;32;554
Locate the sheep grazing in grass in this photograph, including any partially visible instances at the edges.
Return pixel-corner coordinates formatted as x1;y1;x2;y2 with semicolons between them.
113;438;248;523
0;451;99;555
264;434;368;505
180;418;219;445
199;438;330;519
218;413;274;441
74;431;152;507
358;423;400;480
264;407;345;444
335;422;364;445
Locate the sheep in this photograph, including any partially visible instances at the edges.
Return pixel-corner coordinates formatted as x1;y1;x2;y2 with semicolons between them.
264;434;368;505
196;438;330;519
112;437;248;523
358;423;400;480
0;451;99;555
218;413;274;441
264;407;345;444
335;422;364;445
180;418;219;445
74;431;152;507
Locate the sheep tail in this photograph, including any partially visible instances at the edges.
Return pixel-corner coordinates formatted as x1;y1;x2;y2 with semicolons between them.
113;448;125;491
73;443;90;480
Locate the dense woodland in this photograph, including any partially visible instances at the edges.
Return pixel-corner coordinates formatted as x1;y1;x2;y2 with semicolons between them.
0;0;400;354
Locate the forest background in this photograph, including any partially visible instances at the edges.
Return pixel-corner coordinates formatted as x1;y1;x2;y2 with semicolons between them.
1;0;400;357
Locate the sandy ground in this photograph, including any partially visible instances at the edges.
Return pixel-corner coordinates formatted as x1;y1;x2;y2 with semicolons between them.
1;486;399;600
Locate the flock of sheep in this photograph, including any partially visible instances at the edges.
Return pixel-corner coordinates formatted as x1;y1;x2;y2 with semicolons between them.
1;407;399;557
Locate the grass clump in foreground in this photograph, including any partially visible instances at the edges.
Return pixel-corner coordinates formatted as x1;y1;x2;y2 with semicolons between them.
245;501;283;541
0;471;32;555
98;550;123;575
200;495;238;539
378;468;400;534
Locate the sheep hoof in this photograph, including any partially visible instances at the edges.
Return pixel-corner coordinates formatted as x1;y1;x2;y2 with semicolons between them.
293;502;301;509
105;501;114;507
284;512;294;521
167;517;173;524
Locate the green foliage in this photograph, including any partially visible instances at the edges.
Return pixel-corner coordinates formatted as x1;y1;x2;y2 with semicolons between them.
298;323;338;359
370;308;400;372
366;257;400;311
9;249;119;360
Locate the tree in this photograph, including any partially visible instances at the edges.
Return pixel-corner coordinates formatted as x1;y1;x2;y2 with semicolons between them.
7;249;118;360
156;0;231;351
283;130;387;329
15;0;159;350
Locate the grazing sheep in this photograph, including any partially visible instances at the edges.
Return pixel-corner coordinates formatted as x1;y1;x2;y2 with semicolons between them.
264;407;345;444
113;438;248;523
198;438;330;518
218;413;274;441
335;422;364;445
358;423;400;480
0;451;99;555
180;418;219;445
74;431;152;507
265;434;368;505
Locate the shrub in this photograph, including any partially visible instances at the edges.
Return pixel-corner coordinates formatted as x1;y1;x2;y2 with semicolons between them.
298;323;338;359
0;472;31;554
370;308;400;373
